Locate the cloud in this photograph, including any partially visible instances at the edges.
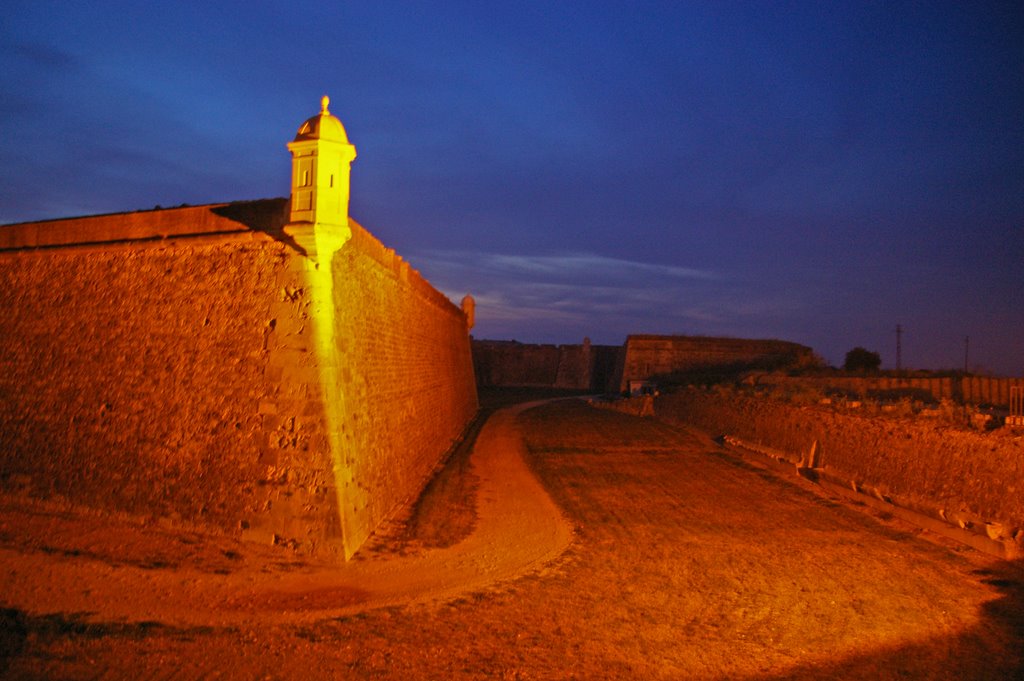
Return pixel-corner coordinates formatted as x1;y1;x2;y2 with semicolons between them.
407;248;805;344
418;250;715;284
483;253;715;281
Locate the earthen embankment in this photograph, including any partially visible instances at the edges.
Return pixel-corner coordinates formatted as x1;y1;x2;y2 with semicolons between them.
757;374;1024;409
637;387;1024;546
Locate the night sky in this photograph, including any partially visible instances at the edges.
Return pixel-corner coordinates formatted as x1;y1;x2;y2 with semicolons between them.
2;1;1022;375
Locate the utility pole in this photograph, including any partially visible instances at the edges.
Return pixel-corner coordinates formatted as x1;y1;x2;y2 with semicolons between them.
964;336;970;375
895;324;902;372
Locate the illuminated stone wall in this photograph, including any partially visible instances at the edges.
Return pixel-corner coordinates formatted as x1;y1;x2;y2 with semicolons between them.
0;226;319;538
328;222;478;554
0;201;477;557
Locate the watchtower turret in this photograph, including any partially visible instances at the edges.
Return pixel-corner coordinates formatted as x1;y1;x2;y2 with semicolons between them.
287;95;357;230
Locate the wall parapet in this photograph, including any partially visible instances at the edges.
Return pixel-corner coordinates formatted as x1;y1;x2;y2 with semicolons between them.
347;219;466;323
0;199;289;251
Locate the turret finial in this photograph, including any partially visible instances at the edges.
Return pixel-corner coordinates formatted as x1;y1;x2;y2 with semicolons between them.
321;95;330;114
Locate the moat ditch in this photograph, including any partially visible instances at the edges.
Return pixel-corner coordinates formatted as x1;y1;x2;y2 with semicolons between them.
0;392;1021;679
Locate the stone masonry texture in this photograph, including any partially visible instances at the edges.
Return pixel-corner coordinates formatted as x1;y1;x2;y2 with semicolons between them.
471;339;621;392
329;222;478;554
0;202;478;557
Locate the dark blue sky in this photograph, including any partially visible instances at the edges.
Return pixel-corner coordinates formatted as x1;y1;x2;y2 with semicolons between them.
2;1;1022;375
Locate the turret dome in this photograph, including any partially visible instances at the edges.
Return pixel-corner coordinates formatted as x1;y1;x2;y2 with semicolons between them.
294;95;350;143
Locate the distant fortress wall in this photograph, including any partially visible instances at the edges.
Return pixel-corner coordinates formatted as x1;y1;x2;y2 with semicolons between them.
616;335;816;392
472;335;813;395
471;339;622;392
0;200;477;558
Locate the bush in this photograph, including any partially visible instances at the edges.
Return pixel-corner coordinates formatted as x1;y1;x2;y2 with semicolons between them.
843;347;881;372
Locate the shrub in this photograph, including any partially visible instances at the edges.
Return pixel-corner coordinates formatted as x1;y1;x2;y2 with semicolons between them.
843;347;881;372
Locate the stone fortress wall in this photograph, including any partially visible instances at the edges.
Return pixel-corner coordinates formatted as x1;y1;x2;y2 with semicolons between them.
330;221;478;553
471;339;621;392
473;334;813;395
616;334;816;392
0;201;477;558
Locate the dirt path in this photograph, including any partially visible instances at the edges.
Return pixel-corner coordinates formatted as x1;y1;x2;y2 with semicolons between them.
2;397;1022;679
0;401;572;628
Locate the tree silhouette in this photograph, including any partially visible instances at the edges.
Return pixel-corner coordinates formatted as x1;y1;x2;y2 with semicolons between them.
843;347;881;372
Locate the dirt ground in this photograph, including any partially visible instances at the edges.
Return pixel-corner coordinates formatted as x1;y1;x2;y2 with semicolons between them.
1;393;1022;679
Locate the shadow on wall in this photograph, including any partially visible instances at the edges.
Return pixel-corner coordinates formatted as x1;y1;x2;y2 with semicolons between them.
652;357;805;388
748;558;1024;680
210;199;308;256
